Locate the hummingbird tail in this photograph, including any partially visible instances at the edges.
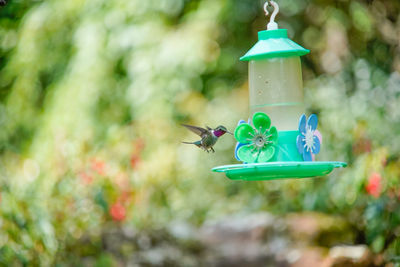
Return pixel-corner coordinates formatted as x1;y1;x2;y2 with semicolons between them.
182;141;202;147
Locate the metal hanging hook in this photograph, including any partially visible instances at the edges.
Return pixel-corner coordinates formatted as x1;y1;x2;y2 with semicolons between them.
263;0;279;30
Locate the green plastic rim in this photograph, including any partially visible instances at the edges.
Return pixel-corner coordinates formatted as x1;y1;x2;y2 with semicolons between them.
212;161;347;181
240;29;310;61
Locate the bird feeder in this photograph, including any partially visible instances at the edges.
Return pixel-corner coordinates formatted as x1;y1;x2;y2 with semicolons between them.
213;1;346;181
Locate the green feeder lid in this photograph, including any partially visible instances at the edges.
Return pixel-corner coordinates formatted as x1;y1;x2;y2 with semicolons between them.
240;29;310;61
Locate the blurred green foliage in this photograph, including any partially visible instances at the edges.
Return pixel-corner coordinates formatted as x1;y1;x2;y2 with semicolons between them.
0;0;400;265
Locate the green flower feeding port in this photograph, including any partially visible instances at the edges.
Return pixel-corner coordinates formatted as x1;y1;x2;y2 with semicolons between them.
212;1;347;180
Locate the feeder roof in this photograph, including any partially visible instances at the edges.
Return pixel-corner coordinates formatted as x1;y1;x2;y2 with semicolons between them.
240;29;309;61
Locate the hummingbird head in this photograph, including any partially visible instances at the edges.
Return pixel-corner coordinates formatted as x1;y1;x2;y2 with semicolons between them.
213;125;233;137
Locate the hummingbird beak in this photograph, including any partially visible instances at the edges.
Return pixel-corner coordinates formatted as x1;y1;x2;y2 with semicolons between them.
227;131;233;135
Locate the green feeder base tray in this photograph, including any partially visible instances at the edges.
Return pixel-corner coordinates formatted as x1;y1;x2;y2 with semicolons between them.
212;161;347;181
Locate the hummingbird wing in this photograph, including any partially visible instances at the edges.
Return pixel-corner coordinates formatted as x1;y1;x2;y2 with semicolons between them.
181;124;209;137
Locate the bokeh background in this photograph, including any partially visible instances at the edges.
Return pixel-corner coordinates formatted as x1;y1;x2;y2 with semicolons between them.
1;0;400;266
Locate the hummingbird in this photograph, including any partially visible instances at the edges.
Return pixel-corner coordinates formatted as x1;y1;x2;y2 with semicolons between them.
182;124;232;153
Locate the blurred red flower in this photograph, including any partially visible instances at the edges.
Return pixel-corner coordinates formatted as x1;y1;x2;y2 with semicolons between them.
91;159;106;175
130;154;140;168
110;202;126;221
366;172;382;198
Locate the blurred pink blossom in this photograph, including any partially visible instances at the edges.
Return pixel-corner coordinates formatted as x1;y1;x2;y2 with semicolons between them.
366;172;382;198
91;159;106;175
79;172;93;185
110;202;126;222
